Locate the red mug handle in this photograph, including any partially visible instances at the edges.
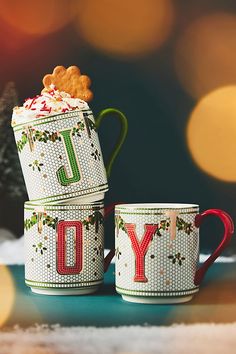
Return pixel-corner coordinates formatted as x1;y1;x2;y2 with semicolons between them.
194;209;234;285
103;202;119;272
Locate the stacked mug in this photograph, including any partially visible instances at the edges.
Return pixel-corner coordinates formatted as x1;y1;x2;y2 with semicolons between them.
13;107;128;295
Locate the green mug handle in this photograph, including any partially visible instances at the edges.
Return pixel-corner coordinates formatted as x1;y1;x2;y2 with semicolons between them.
95;108;128;178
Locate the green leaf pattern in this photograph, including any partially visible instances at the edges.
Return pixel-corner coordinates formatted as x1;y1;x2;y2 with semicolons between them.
86;117;96;131
115;216;193;236
176;217;193;235
115;215;126;235
25;210;103;233
28;160;44;172
24;212;38;230
82;210;104;233
16;121;85;152
16;131;28;152
72;121;85;137
155;219;170;236
168;252;186;266
32;242;47;255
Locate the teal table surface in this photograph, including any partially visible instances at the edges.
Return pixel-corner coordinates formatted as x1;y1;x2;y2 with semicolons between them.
2;263;236;327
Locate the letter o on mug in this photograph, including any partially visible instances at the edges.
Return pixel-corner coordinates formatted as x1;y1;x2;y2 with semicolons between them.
24;201;114;295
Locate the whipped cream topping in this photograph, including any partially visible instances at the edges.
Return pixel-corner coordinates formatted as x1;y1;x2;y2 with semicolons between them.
12;85;89;126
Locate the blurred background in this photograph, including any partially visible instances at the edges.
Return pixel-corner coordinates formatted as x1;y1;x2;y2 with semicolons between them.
0;0;236;253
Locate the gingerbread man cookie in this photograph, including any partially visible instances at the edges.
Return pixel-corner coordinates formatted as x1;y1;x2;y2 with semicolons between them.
42;66;93;102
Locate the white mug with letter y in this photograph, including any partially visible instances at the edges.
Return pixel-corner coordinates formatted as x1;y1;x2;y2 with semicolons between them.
115;203;234;304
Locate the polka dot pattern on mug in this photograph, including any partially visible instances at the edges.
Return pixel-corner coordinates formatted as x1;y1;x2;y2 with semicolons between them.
115;206;200;298
24;203;104;289
13;110;108;204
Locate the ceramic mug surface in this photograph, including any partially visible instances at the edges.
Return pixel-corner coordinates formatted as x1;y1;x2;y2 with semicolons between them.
13;108;128;204
24;201;107;295
115;203;234;304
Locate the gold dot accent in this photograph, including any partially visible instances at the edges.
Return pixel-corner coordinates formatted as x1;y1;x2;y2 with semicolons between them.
84;239;91;247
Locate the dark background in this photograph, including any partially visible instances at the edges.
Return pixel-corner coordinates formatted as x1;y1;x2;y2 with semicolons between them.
0;0;236;254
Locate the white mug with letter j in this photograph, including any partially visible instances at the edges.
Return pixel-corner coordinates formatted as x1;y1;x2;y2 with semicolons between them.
115;203;234;304
13;108;128;204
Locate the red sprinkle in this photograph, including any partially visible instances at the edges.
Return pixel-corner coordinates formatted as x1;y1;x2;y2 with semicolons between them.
40;103;51;112
28;97;37;109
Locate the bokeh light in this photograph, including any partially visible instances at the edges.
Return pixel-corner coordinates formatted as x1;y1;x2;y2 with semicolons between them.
175;13;236;99
0;266;15;327
187;86;236;182
0;0;74;36
73;0;174;58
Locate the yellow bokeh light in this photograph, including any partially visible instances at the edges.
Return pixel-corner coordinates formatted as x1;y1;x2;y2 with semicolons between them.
0;266;15;327
175;13;236;99
73;0;174;58
187;86;236;182
0;0;74;36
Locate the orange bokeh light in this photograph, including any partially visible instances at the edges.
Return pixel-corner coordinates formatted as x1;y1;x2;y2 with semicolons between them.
0;0;74;36
73;0;174;59
0;266;15;327
187;86;236;182
175;13;236;99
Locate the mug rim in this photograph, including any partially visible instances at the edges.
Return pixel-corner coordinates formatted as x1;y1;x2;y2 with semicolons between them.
115;203;199;210
24;200;104;209
12;108;92;130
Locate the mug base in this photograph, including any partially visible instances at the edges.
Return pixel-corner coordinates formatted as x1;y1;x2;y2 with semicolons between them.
121;294;193;304
30;286;99;296
62;192;105;205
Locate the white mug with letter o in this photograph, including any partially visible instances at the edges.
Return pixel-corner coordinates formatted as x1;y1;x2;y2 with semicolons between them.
115;203;234;304
24;201;114;295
